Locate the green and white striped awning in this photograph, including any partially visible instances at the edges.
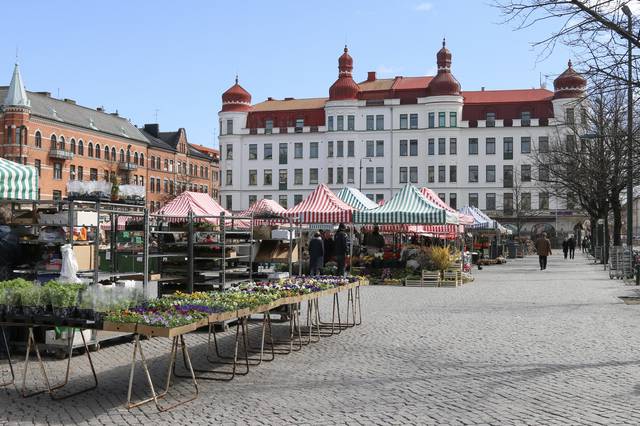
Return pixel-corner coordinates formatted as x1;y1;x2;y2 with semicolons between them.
0;158;38;200
353;184;457;225
335;187;378;211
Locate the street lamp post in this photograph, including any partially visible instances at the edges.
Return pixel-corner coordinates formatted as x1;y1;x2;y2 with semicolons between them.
359;157;372;192
623;4;633;248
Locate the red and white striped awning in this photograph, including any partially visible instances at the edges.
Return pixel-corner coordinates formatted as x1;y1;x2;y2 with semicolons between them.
361;223;458;239
100;215;132;231
419;187;474;226
152;191;248;227
283;184;354;224
240;198;287;217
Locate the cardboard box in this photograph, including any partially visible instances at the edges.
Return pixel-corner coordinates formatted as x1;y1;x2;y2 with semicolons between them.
73;244;98;271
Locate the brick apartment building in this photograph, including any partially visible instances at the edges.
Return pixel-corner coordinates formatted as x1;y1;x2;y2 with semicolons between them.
0;64;219;210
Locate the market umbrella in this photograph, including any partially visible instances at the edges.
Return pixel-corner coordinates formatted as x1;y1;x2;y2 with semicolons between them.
0;158;38;200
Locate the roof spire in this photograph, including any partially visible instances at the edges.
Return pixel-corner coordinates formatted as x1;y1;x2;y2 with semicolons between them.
442;37;446;47
568;59;573;68
4;63;30;109
235;74;238;84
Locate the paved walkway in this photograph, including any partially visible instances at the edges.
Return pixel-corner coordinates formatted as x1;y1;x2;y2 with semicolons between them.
2;253;640;425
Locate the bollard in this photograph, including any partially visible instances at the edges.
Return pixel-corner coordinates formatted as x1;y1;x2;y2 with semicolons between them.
636;264;640;286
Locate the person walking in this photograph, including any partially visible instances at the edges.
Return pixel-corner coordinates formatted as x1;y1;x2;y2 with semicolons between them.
322;230;334;265
334;223;348;276
562;238;569;260
535;232;552;270
568;235;576;259
308;232;324;275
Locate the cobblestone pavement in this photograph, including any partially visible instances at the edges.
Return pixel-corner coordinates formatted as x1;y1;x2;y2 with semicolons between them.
2;253;640;425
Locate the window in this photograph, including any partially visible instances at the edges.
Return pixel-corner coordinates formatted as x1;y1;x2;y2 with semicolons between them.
409;167;418;183
428;166;434;183
449;112;457;128
438;166;446;183
88;142;94;157
539;192;549;210
295;118;304;132
503;165;513;188
428;139;435;155
90;168;98;181
226;195;233;210
521;192;531;211
279;195;288;209
78;140;84;156
450;165;457;183
580;108;587;126
347;167;355;184
469;165;479;183
264;143;272;160
539;136;549;153
294;168;303;185
279;170;287;190
449;192;458;210
347;140;354;157
328;116;334;131
34;159;41;176
310;142;319;158
327;168;334;184
521;137;531;154
249;170;257;186
449;138;457;155
294;143;303;159
59;136;65;150
328;141;334;158
400;167;408;184
410;113;418;129
226;119;233;134
428;112;435;128
376;115;384;130
279;143;288;164
310;168;318;184
520;111;531;127
366;115;374;130
486;165;496;182
521;165;531;182
337;116;344;131
226;144;233;160
469;193;479;208
399;114;408;129
164;159;168;171
77;166;83;181
486;112;496;127
50;135;57;149
486;137;496;155
366;167;374;184
365;140;374;157
104;146;110;160
226;170;233;185
375;140;384;157
265;119;273;134
469;138;478;155
248;195;257;207
409;140;418;156
264;169;272;185
375;167;384;184
53;163;62;180
503;137;513;160
347;115;355;130
400;140;408;156
336;167;344;184
539;165;549;181
35;131;42;148
438;138;446;155
504;193;514;214
336;140;344;157
438;112;446;127
249;144;258;160
52;190;62;201
149;177;155;192
113;147;117;161
96;144;103;159
486;193;496;210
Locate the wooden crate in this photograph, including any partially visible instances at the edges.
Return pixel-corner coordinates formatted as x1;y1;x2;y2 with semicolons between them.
136;322;198;338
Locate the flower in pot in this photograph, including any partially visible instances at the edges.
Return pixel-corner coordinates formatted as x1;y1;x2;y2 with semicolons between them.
20;286;44;320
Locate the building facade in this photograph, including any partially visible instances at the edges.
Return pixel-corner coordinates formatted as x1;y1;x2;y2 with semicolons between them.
0;64;219;211
218;42;587;237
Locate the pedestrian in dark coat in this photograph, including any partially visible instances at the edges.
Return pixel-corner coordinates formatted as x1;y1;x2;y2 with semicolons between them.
562;238;569;259
568;236;576;259
309;232;324;275
323;230;335;265
535;232;552;270
334;223;348;276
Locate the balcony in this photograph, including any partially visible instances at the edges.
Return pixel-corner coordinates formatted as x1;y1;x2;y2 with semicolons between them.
48;149;74;160
118;161;138;171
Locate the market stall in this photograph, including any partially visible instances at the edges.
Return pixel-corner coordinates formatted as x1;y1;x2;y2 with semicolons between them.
458;205;508;261
335;186;378;211
0;158;38;201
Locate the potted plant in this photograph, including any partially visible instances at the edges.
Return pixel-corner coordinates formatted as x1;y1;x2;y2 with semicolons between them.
430;246;452;278
20;286;43;321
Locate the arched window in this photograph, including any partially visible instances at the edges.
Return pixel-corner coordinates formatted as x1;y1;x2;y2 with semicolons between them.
59;136;65;150
35;131;42;148
119;149;125;162
50;135;57;149
78;140;84;156
139;153;144;167
126;149;131;163
17;126;27;145
104;145;110;160
134;152;139;165
111;147;116;160
70;139;76;154
88;142;94;157
95;144;101;159
200;166;204;177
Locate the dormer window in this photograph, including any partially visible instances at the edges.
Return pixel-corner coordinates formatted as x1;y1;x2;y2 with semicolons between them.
295;118;304;133
265;119;273;134
521;111;531;127
486;112;496;127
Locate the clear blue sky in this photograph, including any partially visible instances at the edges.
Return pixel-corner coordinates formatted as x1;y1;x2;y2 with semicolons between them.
3;0;574;148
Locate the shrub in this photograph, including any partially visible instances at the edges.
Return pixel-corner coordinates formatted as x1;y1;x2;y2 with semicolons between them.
430;246;451;272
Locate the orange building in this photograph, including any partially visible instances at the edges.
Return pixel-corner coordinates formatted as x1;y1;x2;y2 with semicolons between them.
0;64;219;210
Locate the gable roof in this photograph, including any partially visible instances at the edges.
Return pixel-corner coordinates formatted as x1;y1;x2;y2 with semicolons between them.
139;128;175;152
252;97;328;112
462;88;554;104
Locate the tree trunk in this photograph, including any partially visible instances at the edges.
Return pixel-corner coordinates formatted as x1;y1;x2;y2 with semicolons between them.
611;200;623;246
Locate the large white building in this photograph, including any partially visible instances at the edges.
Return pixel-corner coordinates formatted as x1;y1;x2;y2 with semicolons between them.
218;41;587;237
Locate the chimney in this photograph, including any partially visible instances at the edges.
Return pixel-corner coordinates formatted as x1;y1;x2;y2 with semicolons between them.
110;109;119;116
144;123;159;137
481;87;485;91
367;71;376;81
37;91;51;97
284;97;294;101
267;97;274;101
63;98;76;104
96;106;105;112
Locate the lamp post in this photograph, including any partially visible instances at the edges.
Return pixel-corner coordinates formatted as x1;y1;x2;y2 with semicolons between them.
359;157;372;191
622;4;633;248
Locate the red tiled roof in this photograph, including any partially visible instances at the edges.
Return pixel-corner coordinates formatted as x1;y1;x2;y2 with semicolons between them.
252;97;327;112
391;76;433;90
191;143;219;155
357;78;395;91
462;89;554;104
